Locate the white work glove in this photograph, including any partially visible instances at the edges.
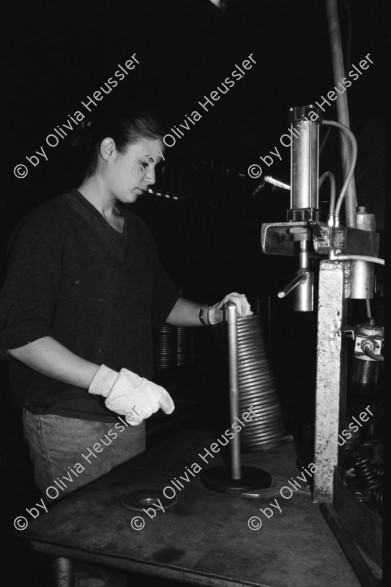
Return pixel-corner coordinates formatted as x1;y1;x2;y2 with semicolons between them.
88;365;175;425
207;292;253;325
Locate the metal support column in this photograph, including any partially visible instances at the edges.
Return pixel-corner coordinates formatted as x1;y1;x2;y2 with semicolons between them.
313;260;348;502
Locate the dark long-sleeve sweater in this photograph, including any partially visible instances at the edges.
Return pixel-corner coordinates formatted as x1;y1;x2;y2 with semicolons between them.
0;190;180;421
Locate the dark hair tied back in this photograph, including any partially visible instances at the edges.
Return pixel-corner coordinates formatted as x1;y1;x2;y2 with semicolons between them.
77;118;94;151
64;100;164;177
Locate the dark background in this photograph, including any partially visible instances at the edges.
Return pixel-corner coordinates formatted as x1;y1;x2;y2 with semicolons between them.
1;0;387;584
2;0;386;298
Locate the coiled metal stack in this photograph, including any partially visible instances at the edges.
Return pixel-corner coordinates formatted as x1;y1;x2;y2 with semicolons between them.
213;314;286;451
236;315;286;450
342;441;383;517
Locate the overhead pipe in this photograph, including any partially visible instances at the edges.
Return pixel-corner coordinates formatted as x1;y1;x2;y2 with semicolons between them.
325;0;357;228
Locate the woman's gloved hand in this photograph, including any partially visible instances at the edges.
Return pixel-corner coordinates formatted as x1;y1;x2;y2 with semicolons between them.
207;292;253;325
88;365;175;425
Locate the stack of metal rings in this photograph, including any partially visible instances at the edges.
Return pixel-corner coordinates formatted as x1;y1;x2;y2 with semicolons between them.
236;315;287;451
153;325;192;370
342;440;383;517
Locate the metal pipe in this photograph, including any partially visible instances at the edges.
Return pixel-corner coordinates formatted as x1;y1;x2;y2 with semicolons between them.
295;241;314;312
289;107;319;215
321;120;358;221
329;253;385;266
363;345;384;362
365;299;372;320
319;171;336;225
226;301;241;480
349;206;377;299
325;0;357;227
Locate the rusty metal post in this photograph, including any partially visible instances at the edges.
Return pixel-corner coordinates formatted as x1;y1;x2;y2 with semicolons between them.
313;260;348;502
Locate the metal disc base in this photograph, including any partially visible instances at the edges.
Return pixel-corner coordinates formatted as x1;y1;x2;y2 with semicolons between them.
201;465;272;495
120;490;177;511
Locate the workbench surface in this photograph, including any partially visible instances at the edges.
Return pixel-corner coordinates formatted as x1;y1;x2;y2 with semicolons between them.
18;429;361;587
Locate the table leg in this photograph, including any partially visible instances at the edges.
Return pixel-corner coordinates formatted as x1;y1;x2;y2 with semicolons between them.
52;556;75;587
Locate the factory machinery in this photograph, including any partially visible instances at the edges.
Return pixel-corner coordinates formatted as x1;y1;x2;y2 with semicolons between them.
227;1;385;574
259;99;384;582
139;2;385;579
199;102;384;532
260;101;384;501
253;6;385;575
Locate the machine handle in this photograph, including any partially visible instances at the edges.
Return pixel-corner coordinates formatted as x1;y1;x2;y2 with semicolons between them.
277;272;308;299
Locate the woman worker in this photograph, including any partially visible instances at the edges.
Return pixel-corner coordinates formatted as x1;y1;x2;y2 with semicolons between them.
0;104;252;498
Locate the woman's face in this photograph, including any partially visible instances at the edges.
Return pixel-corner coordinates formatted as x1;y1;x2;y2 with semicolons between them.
103;137;164;203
